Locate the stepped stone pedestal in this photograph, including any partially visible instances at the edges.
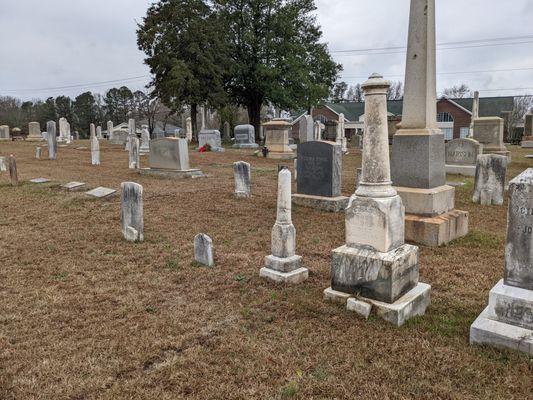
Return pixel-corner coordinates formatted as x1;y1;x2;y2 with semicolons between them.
324;73;430;326
470;169;533;355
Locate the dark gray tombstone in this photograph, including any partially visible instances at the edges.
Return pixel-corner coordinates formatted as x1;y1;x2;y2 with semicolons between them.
233;124;258;149
297;141;341;197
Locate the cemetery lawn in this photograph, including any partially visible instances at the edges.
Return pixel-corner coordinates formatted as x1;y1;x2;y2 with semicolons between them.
1;141;532;400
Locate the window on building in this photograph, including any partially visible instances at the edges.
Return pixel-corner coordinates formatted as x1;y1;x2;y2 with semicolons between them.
442;127;453;140
437;112;454;122
460;127;469;138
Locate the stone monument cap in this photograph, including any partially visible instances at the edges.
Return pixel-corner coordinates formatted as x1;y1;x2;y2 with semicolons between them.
361;73;390;89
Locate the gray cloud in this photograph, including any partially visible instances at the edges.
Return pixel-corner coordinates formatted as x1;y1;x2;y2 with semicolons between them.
1;0;532;100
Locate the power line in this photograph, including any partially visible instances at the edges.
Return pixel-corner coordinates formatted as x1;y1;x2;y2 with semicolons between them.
341;66;533;80
331;33;533;54
0;75;150;93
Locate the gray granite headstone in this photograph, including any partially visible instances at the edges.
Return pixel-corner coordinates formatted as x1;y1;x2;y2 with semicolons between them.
194;233;214;267
296;141;342;197
198;130;224;151
445;138;482;166
149;138;190;170
473;154;508;206
504;168;533;290
233;125;258;148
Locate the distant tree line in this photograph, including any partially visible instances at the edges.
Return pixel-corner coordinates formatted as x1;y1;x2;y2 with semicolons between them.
0;87;170;138
330;81;404;103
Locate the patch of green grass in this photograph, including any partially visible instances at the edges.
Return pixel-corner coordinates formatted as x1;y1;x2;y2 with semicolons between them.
145;306;158;314
450;230;502;250
165;259;180;270
52;272;68;281
311;365;329;380
234;274;246;282
280;381;299;398
423;312;470;338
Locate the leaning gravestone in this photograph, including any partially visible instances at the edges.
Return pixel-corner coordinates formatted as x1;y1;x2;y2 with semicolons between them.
445;138;482;177
140;137;203;178
471;168;533;355
232;125;258;149
198;130;224;152
234;161;251;198
194;233;214;267
473;154;508;206
292;141;348;212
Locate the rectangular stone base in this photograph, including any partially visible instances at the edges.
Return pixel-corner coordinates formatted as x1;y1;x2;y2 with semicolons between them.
260;267;309;284
292;194;349;212
521;141;533;148
487;280;533;330
233;143;259;149
395;185;455;216
264;254;302;273
405;209;469;247
267;152;295;160
140;168;204;179
470;307;533;356
331;244;419;303
324;283;431;327
445;164;476;177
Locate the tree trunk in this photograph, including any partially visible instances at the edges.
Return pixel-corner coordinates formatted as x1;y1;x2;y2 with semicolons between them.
247;98;262;142
191;104;198;143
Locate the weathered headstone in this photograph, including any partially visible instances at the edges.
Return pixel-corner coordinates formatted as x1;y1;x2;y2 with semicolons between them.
59;118;69;142
86;187;117;198
198;130;224;152
313;121;321;141
61;181;86;191
390;0;468;247
27;122;43;141
471;168;533;355
35;147;41;159
125;119;135;151
121;182;144;242
90;123;96;139
263;120;294;159
96;126;103;140
472;154;508;206
107;120;114;141
260;168;308;284
30;178;50;184
473;117;510;160
336;113;347;152
186;117;192;142
234;161;251;198
194;233;214;267
293;141;348;212
0;157;7;172
47;121;57;160
140;125;150;153
140;137;203;178
129;137;140;169
111;130;128;145
8;155;18;186
91;135;100;166
324;73;430;327
0;125;10;140
299;115;314;143
232;125;258;149
445;138;483;176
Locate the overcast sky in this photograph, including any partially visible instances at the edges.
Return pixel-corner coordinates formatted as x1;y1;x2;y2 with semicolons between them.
1;0;532;100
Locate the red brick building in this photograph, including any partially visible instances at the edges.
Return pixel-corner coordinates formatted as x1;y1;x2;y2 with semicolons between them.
292;96;515;142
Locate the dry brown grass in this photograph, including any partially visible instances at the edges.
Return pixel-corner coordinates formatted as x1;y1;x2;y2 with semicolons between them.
0;141;532;400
